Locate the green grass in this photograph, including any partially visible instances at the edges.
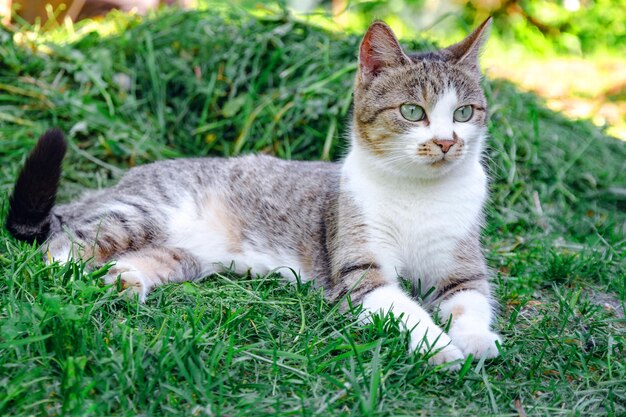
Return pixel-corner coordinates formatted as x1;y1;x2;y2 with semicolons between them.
1;7;625;416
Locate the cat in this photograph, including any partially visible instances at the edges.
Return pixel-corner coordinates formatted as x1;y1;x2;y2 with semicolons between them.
6;18;501;369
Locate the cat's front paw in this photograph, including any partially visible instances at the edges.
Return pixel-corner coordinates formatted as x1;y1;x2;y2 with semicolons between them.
409;332;464;371
449;329;502;359
104;264;151;302
427;344;465;371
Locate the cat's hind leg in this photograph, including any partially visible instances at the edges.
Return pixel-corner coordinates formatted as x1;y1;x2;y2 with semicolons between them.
44;233;78;265
104;246;203;302
43;196;164;266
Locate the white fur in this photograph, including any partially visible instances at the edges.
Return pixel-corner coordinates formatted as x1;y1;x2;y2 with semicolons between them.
164;195;306;281
347;87;498;365
47;244;72;264
428;89;459;140
342;143;487;292
439;291;501;358
344;87;487;289
102;260;151;302
361;285;464;369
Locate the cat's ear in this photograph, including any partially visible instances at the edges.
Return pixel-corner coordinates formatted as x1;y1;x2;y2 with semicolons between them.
444;17;492;71
359;21;410;85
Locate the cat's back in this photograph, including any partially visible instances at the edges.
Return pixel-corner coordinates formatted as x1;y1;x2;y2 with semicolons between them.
115;153;340;201
220;153;340;193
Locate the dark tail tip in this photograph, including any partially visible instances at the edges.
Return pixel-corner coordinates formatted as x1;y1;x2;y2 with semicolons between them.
5;129;67;243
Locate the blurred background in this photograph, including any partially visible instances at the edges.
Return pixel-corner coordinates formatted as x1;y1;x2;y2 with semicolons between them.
2;0;625;140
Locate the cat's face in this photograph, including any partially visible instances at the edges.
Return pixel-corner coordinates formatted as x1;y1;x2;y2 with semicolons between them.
352;19;491;179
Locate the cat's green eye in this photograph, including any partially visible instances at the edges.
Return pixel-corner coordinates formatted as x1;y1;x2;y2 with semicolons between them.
453;105;473;122
400;104;426;122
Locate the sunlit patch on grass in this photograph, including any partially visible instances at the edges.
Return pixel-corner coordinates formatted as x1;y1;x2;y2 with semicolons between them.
11;9;140;53
485;54;626;141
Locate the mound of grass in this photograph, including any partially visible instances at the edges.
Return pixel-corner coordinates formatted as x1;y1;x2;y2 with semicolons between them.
1;7;624;416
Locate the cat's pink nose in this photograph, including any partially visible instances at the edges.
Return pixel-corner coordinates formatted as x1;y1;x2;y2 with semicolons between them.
433;139;456;153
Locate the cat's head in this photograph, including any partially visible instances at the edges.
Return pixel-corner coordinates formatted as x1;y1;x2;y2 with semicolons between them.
352;18;492;179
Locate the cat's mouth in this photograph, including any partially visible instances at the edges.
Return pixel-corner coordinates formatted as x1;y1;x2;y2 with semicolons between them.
417;138;465;167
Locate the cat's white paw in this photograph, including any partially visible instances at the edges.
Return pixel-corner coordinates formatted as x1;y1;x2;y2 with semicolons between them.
427;344;465;371
43;245;72;265
104;264;151;303
409;331;464;370
449;329;502;359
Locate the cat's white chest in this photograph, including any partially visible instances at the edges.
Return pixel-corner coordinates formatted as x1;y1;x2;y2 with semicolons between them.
343;157;486;290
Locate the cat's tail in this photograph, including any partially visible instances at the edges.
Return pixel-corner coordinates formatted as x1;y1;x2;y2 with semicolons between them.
5;128;67;243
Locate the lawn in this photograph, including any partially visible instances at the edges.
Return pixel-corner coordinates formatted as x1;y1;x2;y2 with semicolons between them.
1;6;625;417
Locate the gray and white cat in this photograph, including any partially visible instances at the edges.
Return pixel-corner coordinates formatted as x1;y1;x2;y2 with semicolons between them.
6;19;501;368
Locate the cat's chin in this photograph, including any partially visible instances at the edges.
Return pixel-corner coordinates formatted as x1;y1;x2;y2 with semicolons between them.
427;156;465;171
379;160;464;181
429;158;449;168
401;155;468;180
